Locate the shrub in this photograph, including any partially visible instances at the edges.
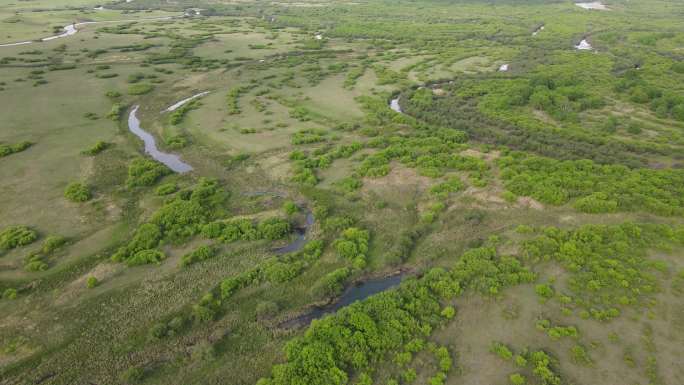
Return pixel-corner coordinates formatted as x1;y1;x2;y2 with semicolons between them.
312;267;351;297
283;201;298;215
155;182;178;196
86;276;98;288
127;249;166;266
2;288;17;300
64;182;91;202
42;235;66;254
181;245;216;266
82;141;110;156
0;141;32;157
491;342;513;360
119;367;144;384
127;83;154;95
257;218;291;240
255;301;279;318
510;373;526;385
127;158;170;187
0;226;38;249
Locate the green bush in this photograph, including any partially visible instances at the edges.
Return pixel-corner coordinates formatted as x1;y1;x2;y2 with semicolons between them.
41;235;66;254
2;288;18;300
82;141;110;156
127;158;170;187
86;276;98;288
0;226;38;249
0;141;32;158
127;83;154;95
127;249;166;266
181;245;216;266
64;182;91;202
155;182;178;196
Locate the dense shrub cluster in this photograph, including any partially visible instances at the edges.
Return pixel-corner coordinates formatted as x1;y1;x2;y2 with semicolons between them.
169;99;199;125
615;69;684;121
113;179;228;266
290;142;362;186
192;240;325;322
498;153;684;215
522;223;683;321
81;141;110;156
333;227;370;269
64;182;92;202
0;141;31;157
126;158;171;187
181;245;217;266
258;247;534;385
201;217;291;243
0;226;38;250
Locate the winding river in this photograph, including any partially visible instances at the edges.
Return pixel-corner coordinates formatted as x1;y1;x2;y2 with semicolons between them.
128;106;193;173
0;16;176;48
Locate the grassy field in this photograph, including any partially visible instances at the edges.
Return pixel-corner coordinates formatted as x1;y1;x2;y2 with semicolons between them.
1;0;683;384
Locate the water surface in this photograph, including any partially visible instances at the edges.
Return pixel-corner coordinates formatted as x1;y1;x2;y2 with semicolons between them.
280;274;405;328
163;91;210;113
575;2;609;10
128;106;193;173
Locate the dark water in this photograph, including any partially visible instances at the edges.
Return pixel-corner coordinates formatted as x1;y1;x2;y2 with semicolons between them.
279;274;405;328
274;212;315;254
128;105;193;173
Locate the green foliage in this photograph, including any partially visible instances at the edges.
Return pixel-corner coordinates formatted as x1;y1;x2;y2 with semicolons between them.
291;129;326;145
499;153;684;215
440;306;456;319
126;158;170;188
535;283;555;301
0;141;32;158
226;86;245;114
119;366;144;384
106;103;124;121
155;182;178;196
312;267;351;297
2;288;17;300
127;83;154;95
181;245;216;267
262;247;534;384
334;227;370;269
570;344;592;366
86;276;98;288
430;177;465;199
202;217;290;243
81;141;110;156
522;223;682;321
0;226;38;250
64;182;92;202
510;373;526;385
490;342;513;360
283;201;298;215
127;249;166;266
41;235;66;254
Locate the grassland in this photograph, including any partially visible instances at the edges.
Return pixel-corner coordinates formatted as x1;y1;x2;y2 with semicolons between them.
1;0;683;384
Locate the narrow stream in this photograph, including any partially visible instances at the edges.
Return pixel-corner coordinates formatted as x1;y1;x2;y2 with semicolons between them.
162;91;210;113
128;106;193;173
532;25;545;36
279;273;405;328
274;211;315;254
390;97;403;113
0;16;175;48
